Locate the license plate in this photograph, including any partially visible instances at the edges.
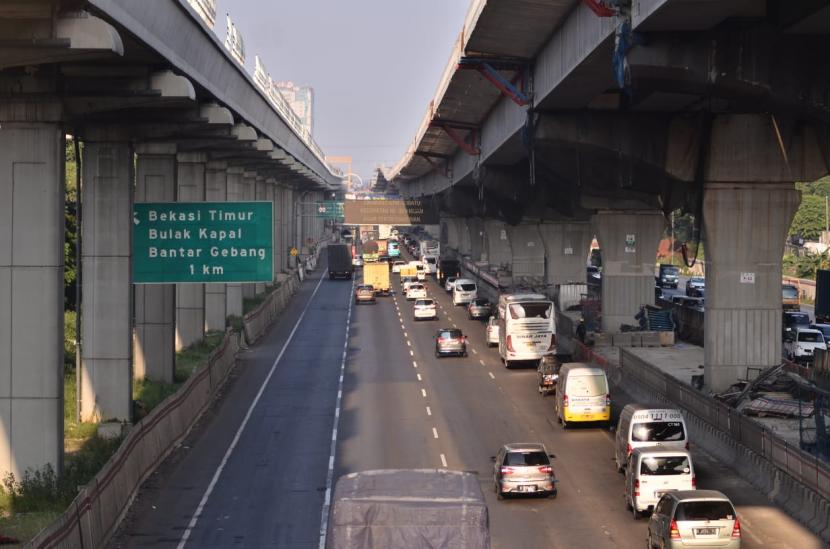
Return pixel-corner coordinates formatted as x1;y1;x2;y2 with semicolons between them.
518;485;536;492
695;528;717;536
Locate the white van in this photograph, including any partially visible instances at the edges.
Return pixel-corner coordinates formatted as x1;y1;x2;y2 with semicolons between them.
555;363;610;428
615;405;688;472
452;279;477;305
422;255;438;275
625;447;695;518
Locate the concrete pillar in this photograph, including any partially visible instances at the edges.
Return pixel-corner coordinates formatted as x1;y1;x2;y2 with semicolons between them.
242;171;257;298
0;101;64;480
703;183;799;391
225;167;244;318
509;224;545;280
268;179;280;280
591;211;664;333
281;186;291;271
134;143;176;382
539;222;592;287
467;218;482;260
79;130;133;422
483;220;512;267
175;153;206;350
286;187;298;269
254;176;268;294
204;161;227;332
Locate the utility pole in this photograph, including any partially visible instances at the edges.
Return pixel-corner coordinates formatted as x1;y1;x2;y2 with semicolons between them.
670;210;675;265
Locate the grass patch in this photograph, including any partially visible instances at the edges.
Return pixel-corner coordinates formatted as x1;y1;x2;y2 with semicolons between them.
0;508;61;546
175;331;225;381
242;282;283;315
64;367;96;440
227;315;243;333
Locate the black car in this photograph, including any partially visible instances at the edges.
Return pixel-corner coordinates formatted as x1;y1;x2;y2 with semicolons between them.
810;323;830;345
784;311;811;335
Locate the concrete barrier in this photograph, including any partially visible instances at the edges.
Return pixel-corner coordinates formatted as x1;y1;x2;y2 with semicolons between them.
28;329;242;549
242;273;301;344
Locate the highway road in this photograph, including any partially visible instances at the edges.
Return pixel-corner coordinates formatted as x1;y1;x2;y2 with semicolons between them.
111;250;822;548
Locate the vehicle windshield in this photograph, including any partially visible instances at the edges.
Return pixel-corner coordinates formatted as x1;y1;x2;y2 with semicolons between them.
504;451;549;466
691;278;704;285
674;501;735;521
640;456;690;476
425;257;436;264
813;325;830;337
566;374;607;397
509;302;552;319
472;299;489;306
458;283;476;291
782;286;799;299
662;267;679;276
632;421;685;442
787;314;810;325
798;332;824;343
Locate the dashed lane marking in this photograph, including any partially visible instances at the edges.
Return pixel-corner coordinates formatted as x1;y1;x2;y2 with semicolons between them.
421;389;427;398
426;406;432;416
472;349;478;354
406;340;411;347
410;350;414;356
479;359;485;366
417;373;422;381
489;372;496;379
432;427;439;439
440;454;448;468
413;361;418;368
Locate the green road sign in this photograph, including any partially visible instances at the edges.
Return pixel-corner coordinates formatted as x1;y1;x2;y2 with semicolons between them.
133;201;273;283
316;201;344;219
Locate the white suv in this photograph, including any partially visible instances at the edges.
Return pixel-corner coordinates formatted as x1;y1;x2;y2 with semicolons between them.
452;279;477;306
414;299;437;320
406;283;427;301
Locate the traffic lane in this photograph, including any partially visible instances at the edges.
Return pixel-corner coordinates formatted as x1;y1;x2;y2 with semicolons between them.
110;265;339;548
402;280;646;549
422;276;820;548
335;287;443;477
180;275;352;548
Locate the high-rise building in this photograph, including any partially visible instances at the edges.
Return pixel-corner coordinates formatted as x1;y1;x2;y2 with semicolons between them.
275;81;314;135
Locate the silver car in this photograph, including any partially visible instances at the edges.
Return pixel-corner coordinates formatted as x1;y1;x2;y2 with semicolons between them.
467;298;491;320
493;443;557;499
444;276;458;292
435;328;467;357
486;316;499;347
648;490;741;549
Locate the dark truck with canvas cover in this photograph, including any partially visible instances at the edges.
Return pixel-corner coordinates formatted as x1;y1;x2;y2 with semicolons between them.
326;469;490;549
327;244;354;280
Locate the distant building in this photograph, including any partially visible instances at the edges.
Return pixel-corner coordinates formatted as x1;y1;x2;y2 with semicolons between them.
275;81;314;135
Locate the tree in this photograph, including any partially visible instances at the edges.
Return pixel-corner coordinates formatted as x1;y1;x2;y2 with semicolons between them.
65;139;78;310
789;193;826;241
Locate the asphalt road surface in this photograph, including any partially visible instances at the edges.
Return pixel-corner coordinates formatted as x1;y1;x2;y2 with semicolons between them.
111;252;822;548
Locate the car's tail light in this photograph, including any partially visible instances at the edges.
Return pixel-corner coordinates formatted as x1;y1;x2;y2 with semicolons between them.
685;441;690;450
670;520;681;540
563;395;569;408
500;467;513;475
538;465;552;474
626;443;633;456
605;394;611;406
506;335;514;352
691;475;697;488
633;479;640;497
731;518;741;538
548;334;557;351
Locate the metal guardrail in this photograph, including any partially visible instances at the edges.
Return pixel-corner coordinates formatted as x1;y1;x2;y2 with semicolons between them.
617;347;830;503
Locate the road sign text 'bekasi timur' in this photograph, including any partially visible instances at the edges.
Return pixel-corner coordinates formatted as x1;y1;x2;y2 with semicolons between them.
133;202;273;283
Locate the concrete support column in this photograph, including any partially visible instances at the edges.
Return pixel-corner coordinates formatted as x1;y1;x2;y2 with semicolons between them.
175;153;207;350
134;143;176;382
703;183;800;391
508;224;545;280
592;211;665;333
539;222;592;287
254;176;268;294
241;171;257;298
225;167;245;317
280;186;291;271
286;187;298;269
483;220;512;267
204;161;227;332
268;179;280;280
0;102;64;479
79;130;133;422
467;218;483;260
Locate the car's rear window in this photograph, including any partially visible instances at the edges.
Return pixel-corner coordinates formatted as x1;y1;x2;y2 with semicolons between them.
640;456;691;476
509;302;551;319
674;501;735;521
472;299;489;306
632;421;685;442
458;283;476;291
439;330;462;339
415;299;433;306
426;257;436;264
409;284;424;290
566;374;607;397
447;277;457;283
504;451;549;466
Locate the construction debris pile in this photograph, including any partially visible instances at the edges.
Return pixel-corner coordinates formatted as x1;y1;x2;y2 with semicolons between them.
716;364;815;418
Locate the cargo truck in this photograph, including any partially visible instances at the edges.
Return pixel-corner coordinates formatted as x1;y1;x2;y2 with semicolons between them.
363;262;391;295
326;469;490;549
327;244;354;280
816;270;830;323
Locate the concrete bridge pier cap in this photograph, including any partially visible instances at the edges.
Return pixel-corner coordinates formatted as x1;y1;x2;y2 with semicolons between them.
592;210;665;333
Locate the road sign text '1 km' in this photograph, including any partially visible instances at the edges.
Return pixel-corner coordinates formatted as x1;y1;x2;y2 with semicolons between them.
133;201;273;283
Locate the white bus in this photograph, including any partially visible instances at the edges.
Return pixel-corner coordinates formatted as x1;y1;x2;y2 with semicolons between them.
497;293;555;368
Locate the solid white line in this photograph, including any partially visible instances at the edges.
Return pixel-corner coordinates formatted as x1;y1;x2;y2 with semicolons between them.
417;373;422;381
489;372;495;379
426;406;432;416
318;279;355;548
178;271;328;549
421;389;427;398
440;454;448;468
432;427;439;439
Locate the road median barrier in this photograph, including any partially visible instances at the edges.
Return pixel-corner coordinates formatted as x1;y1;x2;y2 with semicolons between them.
242;273;301;344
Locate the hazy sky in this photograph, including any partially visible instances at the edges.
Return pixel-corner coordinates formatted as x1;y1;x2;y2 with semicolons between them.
215;0;470;184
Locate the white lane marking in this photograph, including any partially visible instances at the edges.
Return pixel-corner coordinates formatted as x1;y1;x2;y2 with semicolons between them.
406;340;411;347
413;361;418;368
472;349;478;355
452;323;457;328
489;372;495;379
403;331;407;338
421;389;427;398
426;406;432;416
417;373;422;381
318;279;355;549
410;350;414;356
432;427;439;439
479;359;486;366
178;271;328;549
440;454;448;468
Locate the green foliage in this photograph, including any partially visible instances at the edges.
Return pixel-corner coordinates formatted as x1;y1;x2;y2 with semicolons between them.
65;139;79;311
790;194;827;240
64;310;77;368
783;252;830;280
